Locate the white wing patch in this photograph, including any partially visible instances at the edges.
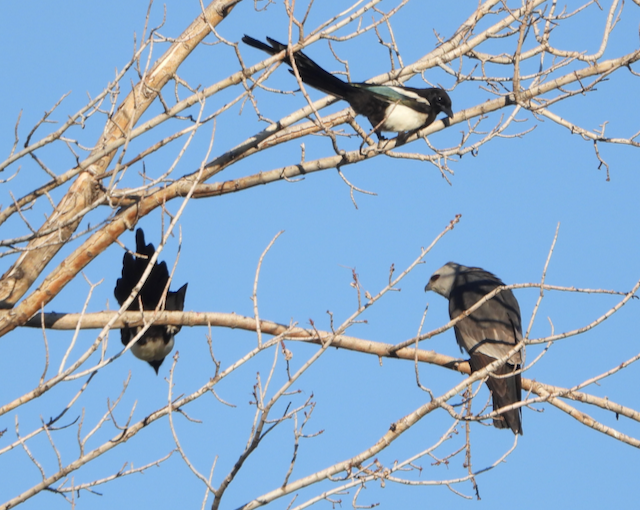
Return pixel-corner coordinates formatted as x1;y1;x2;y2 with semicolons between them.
387;86;431;106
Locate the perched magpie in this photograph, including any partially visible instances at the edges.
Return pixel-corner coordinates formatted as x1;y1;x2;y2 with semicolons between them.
242;35;453;139
114;229;187;374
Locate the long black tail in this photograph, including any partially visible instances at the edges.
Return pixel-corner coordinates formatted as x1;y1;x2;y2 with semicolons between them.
242;35;353;99
114;228;170;311
469;353;523;435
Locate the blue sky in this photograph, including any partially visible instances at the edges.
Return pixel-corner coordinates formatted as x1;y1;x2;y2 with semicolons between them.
0;1;639;509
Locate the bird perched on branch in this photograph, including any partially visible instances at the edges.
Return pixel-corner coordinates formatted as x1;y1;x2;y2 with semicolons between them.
114;229;188;374
425;262;523;434
242;35;453;139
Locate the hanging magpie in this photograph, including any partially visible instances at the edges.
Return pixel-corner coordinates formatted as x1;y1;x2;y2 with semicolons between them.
242;35;453;139
114;229;188;374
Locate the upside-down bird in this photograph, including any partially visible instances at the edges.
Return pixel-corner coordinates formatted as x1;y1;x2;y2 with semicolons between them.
114;229;188;374
425;262;523;434
242;35;453;139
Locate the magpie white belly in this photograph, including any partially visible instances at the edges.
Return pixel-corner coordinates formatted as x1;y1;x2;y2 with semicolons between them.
383;104;428;132
131;332;175;362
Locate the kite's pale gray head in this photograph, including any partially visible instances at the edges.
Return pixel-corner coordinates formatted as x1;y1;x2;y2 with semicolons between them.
425;262;467;299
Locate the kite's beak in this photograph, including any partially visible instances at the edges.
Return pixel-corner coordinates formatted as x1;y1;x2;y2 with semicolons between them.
425;274;440;293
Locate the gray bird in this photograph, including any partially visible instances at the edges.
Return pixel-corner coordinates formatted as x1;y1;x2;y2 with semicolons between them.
114;229;187;374
425;262;523;434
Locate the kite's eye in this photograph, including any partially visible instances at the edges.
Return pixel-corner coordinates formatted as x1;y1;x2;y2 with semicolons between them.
430;274;440;283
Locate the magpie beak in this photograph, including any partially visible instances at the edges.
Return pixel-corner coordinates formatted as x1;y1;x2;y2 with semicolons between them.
242;35;454;140
114;229;188;374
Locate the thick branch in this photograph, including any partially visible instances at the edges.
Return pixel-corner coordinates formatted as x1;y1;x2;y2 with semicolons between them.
0;0;242;310
16;309;640;423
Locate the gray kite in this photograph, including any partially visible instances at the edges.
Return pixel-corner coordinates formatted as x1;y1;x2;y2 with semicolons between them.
425;262;523;434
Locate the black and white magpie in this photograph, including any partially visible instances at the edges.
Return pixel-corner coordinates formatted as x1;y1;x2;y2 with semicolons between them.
114;229;188;374
242;35;454;139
